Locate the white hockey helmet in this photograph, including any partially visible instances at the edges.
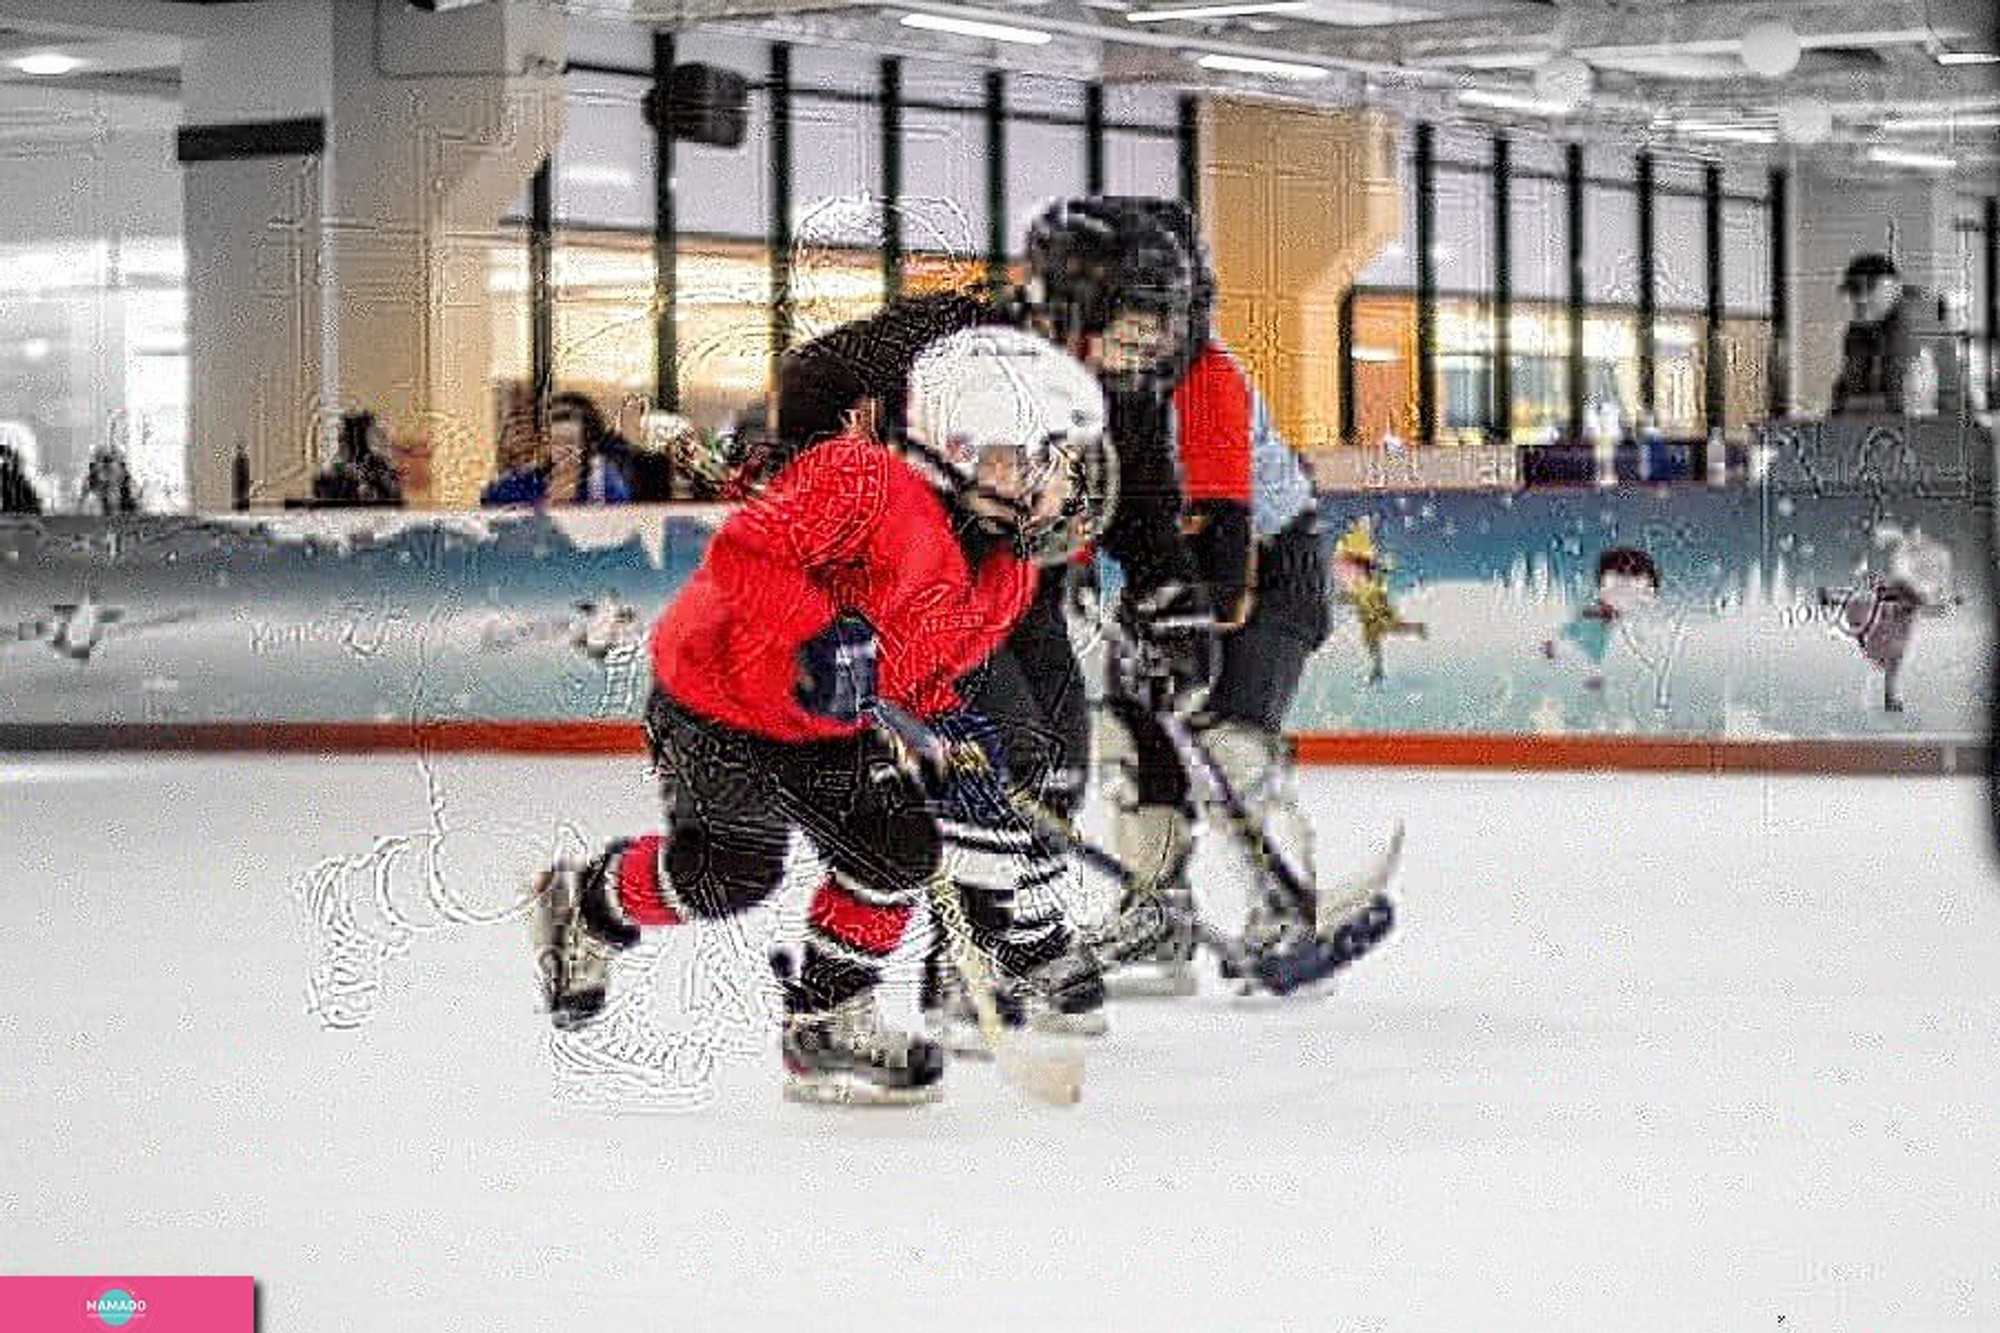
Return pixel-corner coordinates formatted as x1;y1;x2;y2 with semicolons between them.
904;326;1115;565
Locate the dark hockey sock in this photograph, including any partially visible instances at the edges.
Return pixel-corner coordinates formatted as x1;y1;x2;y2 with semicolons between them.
986;857;1073;975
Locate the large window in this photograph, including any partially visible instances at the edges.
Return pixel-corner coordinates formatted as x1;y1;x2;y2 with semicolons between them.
791;95;884;344
0;119;185;512
674;241;775;435
1340;125;1780;458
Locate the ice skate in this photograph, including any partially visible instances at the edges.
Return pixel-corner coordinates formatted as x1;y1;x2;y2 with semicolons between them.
919;952;1018;1060
1019;950;1109;1037
783;992;946;1106
529;851;638;1030
1095;885;1199;998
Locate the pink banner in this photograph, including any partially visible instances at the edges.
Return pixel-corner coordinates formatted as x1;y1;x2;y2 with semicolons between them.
0;1277;253;1332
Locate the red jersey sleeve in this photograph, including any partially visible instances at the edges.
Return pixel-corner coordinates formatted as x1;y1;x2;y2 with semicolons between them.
1173;344;1253;505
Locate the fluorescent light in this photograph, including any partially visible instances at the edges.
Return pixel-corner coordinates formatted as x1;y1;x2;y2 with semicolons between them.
1678;125;1778;144
1458;88;1571;115
1936;50;2000;66
899;12;1053;44
562;165;635;188
1881;112;2000;131
11;53;85;77
1194;52;1330;79
1128;2;1310;21
1867;146;1959;170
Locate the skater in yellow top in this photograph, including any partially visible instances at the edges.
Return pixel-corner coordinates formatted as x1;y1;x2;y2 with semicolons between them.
1331;519;1426;685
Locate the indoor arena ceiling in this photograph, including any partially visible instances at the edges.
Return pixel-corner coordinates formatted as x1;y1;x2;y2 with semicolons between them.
593;0;2000;162
0;0;1991;163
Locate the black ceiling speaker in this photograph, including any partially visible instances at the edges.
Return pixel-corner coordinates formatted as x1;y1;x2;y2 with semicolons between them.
646;63;749;149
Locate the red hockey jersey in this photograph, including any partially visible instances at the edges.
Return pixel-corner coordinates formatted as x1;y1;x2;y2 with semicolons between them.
651;432;1040;742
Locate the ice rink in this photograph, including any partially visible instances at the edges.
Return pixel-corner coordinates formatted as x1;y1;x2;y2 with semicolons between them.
6;752;1999;1332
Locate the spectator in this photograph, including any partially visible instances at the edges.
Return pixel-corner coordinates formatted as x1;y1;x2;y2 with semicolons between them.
1830;253;1960;419
549;392;641;504
481;405;554;507
0;441;43;514
312;411;404;507
80;441;141;515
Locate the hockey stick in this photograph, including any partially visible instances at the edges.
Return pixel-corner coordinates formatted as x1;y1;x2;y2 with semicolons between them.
871;698;1255;974
1155;707;1405;933
866;702;1083;1107
995;786;1257;974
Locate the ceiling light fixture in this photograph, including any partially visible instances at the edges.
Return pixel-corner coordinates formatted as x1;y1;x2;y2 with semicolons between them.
1459;88;1571;116
1128;2;1311;21
1881;112;2000;131
1866;146;1959;170
1935;50;2000;66
1678;125;1778;144
899;12;1054;45
11;53;85;77
1738;20;1802;77
1194;51;1330;79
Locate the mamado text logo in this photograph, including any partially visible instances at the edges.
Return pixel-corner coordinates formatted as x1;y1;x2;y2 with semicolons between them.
86;1287;145;1326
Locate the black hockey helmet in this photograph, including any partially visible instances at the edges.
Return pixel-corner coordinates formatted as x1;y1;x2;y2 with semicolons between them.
1021;196;1205;389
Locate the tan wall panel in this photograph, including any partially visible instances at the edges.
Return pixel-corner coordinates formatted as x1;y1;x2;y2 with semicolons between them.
1200;98;1400;450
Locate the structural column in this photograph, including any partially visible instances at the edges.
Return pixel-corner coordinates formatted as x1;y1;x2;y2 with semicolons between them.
181;0;565;510
1199;97;1400;450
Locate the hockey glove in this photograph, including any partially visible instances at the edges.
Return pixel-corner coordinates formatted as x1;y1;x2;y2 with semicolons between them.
931;709;1009;819
872;703;1009;804
795;611;880;724
1120;581;1220;714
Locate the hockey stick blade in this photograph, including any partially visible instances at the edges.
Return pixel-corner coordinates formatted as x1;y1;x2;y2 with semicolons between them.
926;875;1083;1107
1315;820;1405;939
868;702;1082;1106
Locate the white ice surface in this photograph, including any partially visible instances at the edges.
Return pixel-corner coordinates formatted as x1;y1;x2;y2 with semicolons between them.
4;755;1999;1332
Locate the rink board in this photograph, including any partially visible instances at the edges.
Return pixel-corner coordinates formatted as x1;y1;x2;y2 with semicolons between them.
0;427;1989;770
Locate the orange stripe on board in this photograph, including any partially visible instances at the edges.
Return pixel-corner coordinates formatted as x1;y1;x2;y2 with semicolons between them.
1290;732;1987;775
0;725;1984;775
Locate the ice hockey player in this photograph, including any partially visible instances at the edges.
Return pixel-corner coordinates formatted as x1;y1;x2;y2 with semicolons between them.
529;326;1111;1106
1085;208;1393;998
770;197;1223;1048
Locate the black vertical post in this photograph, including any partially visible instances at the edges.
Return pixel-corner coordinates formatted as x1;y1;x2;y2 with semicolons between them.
652;31;678;419
1415;123;1437;446
1704;161;1725;435
1768;167;1791;419
1564;142;1586;445
1085;82;1106;195
881;58;902;303
1338;288;1357;446
1983;197;1997;392
1636;151;1657;418
985;70;1008;300
1177;94;1200;210
1491;133;1512;445
768;43;793;386
529;156;554;415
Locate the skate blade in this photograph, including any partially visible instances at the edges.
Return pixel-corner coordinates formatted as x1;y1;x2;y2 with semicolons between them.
1105;968;1198;999
1030;1008;1109;1037
1228;975;1339;1004
783;1071;943;1107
